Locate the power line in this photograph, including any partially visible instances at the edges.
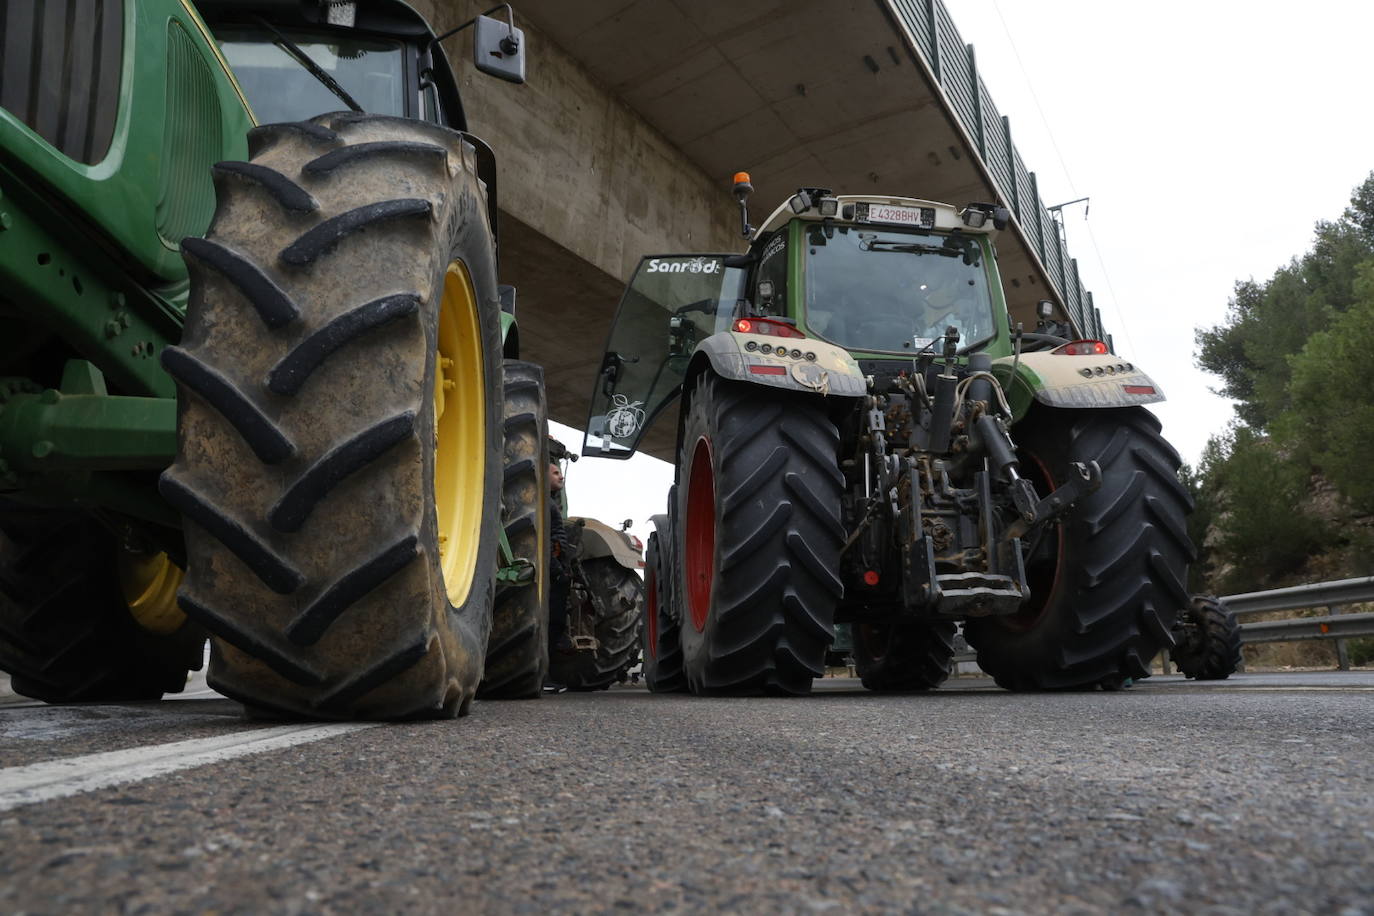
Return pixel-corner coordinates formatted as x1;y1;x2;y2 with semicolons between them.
988;0;1138;355
989;1;1077;198
1081;218;1138;356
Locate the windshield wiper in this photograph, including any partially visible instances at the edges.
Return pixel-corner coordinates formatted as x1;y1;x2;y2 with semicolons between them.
861;238;981;266
254;16;364;113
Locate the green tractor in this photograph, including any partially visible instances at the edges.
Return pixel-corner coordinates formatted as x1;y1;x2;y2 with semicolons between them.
0;0;549;717
587;180;1192;695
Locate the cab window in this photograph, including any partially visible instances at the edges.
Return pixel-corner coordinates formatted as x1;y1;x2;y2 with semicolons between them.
802;223;995;354
216;28;408;123
754;230;788;316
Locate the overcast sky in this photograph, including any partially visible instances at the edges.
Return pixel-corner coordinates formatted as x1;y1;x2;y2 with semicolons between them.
943;0;1374;465
558;0;1374;541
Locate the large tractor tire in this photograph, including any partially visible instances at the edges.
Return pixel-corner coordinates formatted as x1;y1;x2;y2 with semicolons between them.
965;406;1192;690
854;620;958;692
549;557;643;690
641;510;686;692
677;374;844;695
0;506;204;702
478;360;549;699
1171;595;1243;680
160;113;503;719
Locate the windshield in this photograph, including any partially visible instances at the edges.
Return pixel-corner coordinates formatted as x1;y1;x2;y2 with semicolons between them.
801;223;996;354
217;29;407;123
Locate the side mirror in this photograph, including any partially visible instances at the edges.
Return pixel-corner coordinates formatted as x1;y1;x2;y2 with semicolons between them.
475;14;526;83
668;316;695;357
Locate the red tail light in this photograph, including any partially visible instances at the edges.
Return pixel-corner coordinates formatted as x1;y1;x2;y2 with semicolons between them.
1052;339;1110;356
733;317;806;339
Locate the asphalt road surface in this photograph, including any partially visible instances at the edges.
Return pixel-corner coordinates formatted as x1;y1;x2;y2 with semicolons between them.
1;670;1371;914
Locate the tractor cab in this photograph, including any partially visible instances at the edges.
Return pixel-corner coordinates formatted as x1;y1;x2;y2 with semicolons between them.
584;188;1010;458
194;0;526;130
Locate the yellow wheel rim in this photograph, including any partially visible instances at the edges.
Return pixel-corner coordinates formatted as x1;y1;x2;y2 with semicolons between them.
434;262;487;607
119;551;185;635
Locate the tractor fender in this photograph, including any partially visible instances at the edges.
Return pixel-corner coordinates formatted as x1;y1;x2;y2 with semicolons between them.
571;517;644;570
688;331;867;399
992;351;1165;420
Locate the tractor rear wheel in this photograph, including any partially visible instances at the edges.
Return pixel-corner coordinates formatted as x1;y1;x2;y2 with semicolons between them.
549;557;643;690
162;113;503;719
965;406;1192;690
477;360;549;699
854;619;957;692
0;506;204;702
641;511;686;692
1171;595;1242;680
677;374;844;695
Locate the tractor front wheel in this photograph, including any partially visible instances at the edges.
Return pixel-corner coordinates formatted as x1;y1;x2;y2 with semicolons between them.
1171;595;1242;680
854;619;957;692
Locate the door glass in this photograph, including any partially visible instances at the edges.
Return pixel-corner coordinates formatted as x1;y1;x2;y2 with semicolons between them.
583;255;744;458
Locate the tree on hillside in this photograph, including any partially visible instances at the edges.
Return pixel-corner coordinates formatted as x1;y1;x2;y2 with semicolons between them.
1280;261;1374;513
1193;426;1332;592
1191;172;1374;590
1196;173;1374;431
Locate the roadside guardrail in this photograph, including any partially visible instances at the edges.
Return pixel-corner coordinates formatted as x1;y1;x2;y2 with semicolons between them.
1220;575;1374;670
947;576;1374;673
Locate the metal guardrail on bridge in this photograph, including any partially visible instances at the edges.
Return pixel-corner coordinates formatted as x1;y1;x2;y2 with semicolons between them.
886;0;1106;342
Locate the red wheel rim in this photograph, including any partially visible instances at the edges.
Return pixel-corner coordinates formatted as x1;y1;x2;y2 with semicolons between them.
685;435;715;633
1001;448;1065;632
645;558;659;659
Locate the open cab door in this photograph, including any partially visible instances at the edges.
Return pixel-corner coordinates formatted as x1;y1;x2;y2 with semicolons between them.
583;254;745;458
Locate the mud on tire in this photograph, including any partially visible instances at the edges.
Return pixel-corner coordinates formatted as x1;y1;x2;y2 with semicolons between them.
677;375;844;695
478;360;550;699
162;113;504;719
965;406;1193;690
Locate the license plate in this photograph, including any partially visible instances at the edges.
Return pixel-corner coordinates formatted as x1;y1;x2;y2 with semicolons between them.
855;202;934;229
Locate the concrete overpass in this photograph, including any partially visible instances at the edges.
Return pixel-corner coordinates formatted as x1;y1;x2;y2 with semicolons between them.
415;0;1106;456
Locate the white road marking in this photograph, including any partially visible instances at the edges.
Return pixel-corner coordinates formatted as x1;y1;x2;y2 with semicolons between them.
0;723;380;812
